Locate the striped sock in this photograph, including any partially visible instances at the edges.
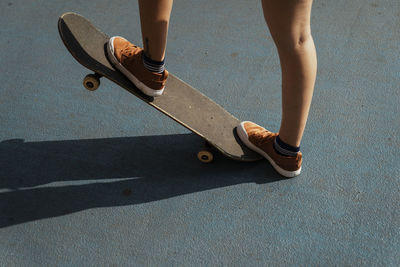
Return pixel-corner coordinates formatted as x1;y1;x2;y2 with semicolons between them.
143;53;165;73
274;135;300;157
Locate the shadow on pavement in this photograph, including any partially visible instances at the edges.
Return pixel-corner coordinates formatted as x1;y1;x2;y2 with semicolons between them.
0;134;280;228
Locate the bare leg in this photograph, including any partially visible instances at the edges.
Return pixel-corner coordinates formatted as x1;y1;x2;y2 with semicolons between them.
262;0;317;147
138;0;173;62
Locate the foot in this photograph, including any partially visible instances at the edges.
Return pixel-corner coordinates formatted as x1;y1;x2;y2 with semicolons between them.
237;121;302;178
107;36;168;97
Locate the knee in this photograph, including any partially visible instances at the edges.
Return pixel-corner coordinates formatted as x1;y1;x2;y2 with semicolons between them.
273;31;314;53
296;33;311;46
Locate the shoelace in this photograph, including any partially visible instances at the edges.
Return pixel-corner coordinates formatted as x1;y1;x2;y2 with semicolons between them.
251;130;272;146
121;44;139;58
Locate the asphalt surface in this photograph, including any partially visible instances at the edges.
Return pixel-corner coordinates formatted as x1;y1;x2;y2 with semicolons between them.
1;0;399;265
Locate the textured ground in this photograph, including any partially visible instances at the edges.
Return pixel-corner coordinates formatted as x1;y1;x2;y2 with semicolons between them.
0;0;399;265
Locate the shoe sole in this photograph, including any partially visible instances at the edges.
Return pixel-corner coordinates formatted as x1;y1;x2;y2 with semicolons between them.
107;36;164;97
237;121;301;178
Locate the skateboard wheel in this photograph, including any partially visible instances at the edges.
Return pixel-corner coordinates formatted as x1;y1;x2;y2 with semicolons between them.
83;74;100;91
197;150;214;163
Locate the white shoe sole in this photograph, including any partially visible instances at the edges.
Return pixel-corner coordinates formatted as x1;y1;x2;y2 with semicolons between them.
107;36;164;97
237;121;301;178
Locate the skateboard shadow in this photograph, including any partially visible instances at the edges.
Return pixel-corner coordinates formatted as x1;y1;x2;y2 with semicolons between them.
0;134;280;228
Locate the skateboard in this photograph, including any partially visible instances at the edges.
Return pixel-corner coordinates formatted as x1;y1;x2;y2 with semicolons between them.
58;12;262;163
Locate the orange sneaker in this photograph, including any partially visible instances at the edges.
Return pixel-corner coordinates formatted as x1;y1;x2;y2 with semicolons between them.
237;121;302;178
107;36;168;97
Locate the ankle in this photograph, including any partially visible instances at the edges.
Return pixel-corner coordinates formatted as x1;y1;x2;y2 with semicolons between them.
143;53;165;73
274;135;300;157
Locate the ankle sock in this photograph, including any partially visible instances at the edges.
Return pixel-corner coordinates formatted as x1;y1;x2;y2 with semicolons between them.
274;135;300;156
143;53;165;73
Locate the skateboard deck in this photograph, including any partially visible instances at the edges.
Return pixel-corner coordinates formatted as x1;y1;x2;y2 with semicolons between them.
58;12;262;163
